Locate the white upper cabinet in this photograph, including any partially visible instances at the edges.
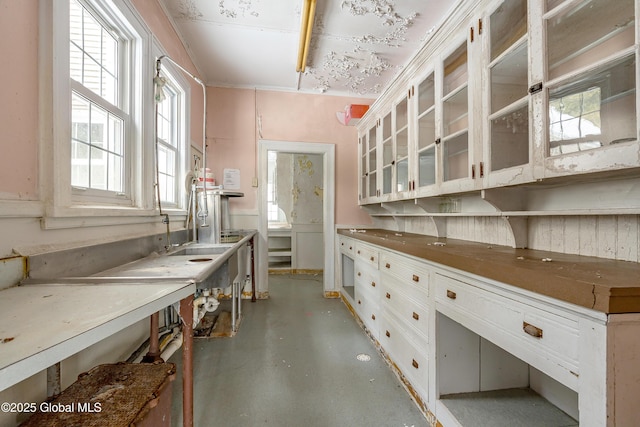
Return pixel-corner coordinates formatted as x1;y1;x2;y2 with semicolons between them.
541;0;638;178
483;0;534;188
357;0;639;207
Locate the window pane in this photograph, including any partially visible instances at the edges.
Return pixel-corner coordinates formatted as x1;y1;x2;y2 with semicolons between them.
490;0;527;61
418;109;436;150
444;44;467;95
71;139;89;187
108;152;122;192
72;94;90;142
108;115;123;155
90;146;106;190
90;106;107;150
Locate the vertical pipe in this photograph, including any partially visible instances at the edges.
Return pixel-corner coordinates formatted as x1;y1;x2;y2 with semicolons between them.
142;312;161;362
231;280;237;332
250;236;257;302
180;295;194;427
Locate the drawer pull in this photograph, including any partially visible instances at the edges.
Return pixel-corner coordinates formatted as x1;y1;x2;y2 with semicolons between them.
371;282;376;287
385;330;391;338
385;263;391;269
523;322;543;338
446;290;457;299
386;292;391;299
358;300;361;305
412;312;419;321
412;274;420;282
349;246;352;250
357;250;361;254
357;272;361;277
371;314;376;320
370;256;375;262
412;359;419;369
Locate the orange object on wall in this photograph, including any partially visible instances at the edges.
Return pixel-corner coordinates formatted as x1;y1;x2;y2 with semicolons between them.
336;104;370;126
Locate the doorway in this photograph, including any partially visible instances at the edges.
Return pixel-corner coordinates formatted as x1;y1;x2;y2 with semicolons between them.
258;141;335;297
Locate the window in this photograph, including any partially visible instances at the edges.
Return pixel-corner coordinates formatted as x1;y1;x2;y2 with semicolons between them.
156;76;181;206
69;0;131;202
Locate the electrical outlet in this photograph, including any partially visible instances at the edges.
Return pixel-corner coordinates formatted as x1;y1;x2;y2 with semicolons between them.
252;177;258;187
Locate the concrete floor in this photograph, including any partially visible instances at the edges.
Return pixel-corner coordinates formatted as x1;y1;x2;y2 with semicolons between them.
169;274;429;426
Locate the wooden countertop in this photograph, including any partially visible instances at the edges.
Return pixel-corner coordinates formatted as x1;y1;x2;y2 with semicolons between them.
338;229;640;314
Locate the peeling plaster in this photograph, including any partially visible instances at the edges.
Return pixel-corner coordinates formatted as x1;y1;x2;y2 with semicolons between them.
175;0;203;20
314;186;323;199
218;0;259;18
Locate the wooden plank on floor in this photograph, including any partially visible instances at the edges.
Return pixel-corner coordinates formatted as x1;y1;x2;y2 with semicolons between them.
210;311;233;338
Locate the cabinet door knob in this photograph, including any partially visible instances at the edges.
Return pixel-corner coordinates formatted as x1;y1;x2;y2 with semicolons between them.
523;322;543;338
358;300;361;305
385;263;391;269
371;314;376;320
349;246;352;250
386;330;391;338
412;312;419;320
412;359;419;369
357;272;361;277
412;274;419;282
446;290;457;299
357;250;361;254
370;256;375;262
386;292;391;299
371;282;376;287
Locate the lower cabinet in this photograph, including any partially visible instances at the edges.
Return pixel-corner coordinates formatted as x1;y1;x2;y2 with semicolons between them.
338;232;640;427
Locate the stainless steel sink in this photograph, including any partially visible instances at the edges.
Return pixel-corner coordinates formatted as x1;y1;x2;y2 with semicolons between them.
167;244;234;256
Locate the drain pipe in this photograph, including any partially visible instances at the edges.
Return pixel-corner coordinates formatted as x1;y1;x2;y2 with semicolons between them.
156;55;209;235
193;289;220;328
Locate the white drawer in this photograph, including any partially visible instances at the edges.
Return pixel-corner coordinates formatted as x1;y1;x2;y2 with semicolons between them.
379;312;429;401
380;252;429;297
380;281;429;341
355;262;379;291
435;273;580;382
353;290;380;339
355;242;379;269
338;235;356;257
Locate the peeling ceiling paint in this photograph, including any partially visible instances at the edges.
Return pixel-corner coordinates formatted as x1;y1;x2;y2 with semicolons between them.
161;0;458;97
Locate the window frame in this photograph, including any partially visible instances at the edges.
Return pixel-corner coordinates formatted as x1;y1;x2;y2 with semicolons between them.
42;0;185;228
152;44;190;211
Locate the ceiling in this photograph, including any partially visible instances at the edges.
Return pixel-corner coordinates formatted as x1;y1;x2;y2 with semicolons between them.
160;0;459;98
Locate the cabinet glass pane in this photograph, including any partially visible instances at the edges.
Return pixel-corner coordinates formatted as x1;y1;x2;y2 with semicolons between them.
361;175;366;199
491;42;528;113
382;112;392;140
418;73;435;114
418;109;436;150
396;98;408;130
443;87;468;136
490;0;527;61
397;159;409;192
546;0;563;11
491;104;529;170
418;146;436;187
443;132;468;181
548;55;636;157
383;139;393;166
383;166;392;194
444;44;467;95
368;172;376;197
396;128;409;160
368;146;376;171
546;0;634;81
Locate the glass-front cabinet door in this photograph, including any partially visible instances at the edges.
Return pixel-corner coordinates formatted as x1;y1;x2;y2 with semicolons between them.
395;96;411;196
381;111;393;198
484;0;533;188
415;72;437;196
359;123;378;204
542;0;638;178
440;39;476;194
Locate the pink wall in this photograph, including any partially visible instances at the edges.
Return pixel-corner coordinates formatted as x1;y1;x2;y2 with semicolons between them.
0;1;39;199
207;87;374;226
130;0;204;145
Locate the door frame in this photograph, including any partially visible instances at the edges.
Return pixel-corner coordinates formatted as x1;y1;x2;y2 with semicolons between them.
258;140;335;296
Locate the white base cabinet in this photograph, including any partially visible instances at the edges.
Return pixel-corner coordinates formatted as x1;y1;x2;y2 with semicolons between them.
338;232;640;427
